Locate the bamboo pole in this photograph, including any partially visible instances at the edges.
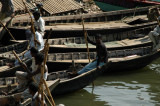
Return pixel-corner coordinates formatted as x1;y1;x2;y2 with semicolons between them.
0;20;15;40
81;18;91;63
36;28;54;106
38;43;55;106
42;79;56;106
81;18;94;88
12;50;31;74
40;44;49;106
21;0;37;48
44;92;53;106
12;50;55;105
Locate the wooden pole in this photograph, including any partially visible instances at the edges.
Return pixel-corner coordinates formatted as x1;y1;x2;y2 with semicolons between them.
0;20;15;40
12;50;40;85
81;18;91;63
21;0;37;48
12;50;55;105
81;18;94;88
38;42;55;106
42;79;56;106
12;50;31;74
43;92;53;106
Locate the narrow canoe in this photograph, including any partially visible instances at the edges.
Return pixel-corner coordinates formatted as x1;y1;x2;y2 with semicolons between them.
46;46;160;72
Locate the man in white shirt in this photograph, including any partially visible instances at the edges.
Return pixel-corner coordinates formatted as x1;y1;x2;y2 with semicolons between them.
33;11;45;37
14;26;44;66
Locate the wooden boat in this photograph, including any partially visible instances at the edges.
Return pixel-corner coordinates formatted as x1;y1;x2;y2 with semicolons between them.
46;46;160;72
9;15;157;39
47;25;154;53
0;40;28;53
0;77;18;94
8;5;159;39
0;62;106;96
48;35;152;53
11;6;154;25
47;63;107;95
0;78;60;106
0;31;153;77
0;57;32;77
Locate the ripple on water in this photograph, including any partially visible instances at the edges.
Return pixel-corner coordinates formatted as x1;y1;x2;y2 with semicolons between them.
84;81;160;106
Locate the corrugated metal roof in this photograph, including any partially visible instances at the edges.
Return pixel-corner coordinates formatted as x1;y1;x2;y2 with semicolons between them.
35;0;83;15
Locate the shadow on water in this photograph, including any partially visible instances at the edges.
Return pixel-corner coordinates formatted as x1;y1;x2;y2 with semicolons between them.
54;58;160;106
54;88;107;106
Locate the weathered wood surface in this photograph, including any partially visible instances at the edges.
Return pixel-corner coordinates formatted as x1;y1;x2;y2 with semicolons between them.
11;5;153;25
46;46;160;71
0;40;28;53
48;63;106;95
47;34;152;52
9;15;157;39
0;58;32;77
0;79;60;106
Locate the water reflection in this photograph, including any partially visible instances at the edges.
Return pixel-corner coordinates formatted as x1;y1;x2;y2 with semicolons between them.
85;81;157;106
54;88;106;106
84;64;160;106
54;59;160;106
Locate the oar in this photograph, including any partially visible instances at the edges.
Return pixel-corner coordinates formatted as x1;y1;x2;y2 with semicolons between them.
0;19;15;40
38;42;55;106
12;50;56;105
81;18;91;63
22;0;37;48
81;18;94;88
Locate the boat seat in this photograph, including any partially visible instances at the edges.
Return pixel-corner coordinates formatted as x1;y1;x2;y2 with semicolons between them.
0;66;10;72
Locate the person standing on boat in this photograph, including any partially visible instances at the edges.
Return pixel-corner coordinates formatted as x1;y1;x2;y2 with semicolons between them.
33;11;45;37
148;16;160;50
77;34;108;74
29;52;48;84
14;47;39;90
14;26;44;66
8;47;38;94
16;52;48;86
15;52;48;99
